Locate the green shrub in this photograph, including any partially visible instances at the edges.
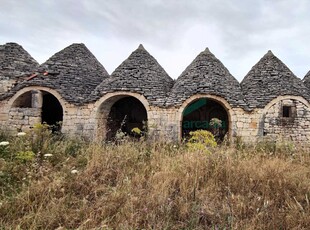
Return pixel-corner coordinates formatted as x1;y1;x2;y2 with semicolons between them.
15;150;35;163
186;130;217;152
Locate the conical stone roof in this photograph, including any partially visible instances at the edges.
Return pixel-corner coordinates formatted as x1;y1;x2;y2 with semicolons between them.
166;48;247;108
0;42;39;87
91;44;174;106
241;51;310;108
303;70;310;89
1;43;109;105
0;42;39;76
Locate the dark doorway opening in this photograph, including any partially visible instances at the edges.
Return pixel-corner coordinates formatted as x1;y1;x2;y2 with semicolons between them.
41;93;63;132
12;91;32;108
106;97;147;140
182;98;229;142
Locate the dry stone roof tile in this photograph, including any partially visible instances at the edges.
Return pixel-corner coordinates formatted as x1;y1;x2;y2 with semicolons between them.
0;42;39;82
241;51;310;108
2;42;309;110
166;48;248;109
91;44;174;107
303;70;310;90
1;43;109;105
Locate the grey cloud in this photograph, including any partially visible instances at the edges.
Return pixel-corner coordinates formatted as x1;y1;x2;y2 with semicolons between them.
0;0;309;80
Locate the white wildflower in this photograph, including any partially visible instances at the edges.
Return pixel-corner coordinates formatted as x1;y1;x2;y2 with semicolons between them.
71;169;78;174
44;153;53;157
173;145;177;148
0;141;9;146
17;132;26;137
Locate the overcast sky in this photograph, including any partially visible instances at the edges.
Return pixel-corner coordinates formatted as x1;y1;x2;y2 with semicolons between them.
0;0;309;81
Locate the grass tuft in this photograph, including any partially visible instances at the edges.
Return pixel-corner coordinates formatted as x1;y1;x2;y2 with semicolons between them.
0;129;310;229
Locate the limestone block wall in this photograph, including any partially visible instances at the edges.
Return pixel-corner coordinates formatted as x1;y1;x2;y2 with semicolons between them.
147;105;262;143
263;97;310;142
147;107;180;141
232;108;264;143
2;87;310;144
0;86;95;138
89;92;165;141
61;104;96;138
0;99;40;132
233;96;310;143
0;99;8;122
146;95;256;143
7;108;41;132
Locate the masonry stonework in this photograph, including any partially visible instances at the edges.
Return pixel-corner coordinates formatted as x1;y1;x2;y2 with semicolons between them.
1;42;310;143
263;97;310;141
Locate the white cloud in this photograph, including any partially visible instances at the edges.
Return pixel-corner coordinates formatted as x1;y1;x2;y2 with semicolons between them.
0;0;309;81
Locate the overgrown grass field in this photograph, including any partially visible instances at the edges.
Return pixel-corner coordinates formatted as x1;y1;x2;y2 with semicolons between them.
1;126;310;229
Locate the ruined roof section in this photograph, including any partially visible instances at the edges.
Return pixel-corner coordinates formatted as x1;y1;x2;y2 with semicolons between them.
303;70;310;90
0;42;39;80
91;44;174;106
166;48;248;108
1;43;109;105
241;51;310;108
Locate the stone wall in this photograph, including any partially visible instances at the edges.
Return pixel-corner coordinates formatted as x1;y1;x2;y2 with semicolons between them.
147;107;180;141
7;107;41;131
263;98;310;141
0;86;88;136
231;108;263;143
1;87;310;143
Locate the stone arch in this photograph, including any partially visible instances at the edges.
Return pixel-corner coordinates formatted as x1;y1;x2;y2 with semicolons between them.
262;95;310;141
8;86;67;111
94;92;150;140
8;87;66;132
262;95;310;114
177;94;234;142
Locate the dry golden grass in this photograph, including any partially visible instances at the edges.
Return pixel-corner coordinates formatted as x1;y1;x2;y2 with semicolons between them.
1;140;310;229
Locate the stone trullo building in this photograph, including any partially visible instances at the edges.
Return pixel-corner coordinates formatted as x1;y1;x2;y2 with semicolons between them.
1;42;310;143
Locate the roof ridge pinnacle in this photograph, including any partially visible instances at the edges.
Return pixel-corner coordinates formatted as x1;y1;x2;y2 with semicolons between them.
138;44;145;50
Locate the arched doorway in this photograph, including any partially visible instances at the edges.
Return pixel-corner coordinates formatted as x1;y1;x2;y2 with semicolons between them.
9;89;64;132
182;98;229;141
41;92;63;132
99;96;148;141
